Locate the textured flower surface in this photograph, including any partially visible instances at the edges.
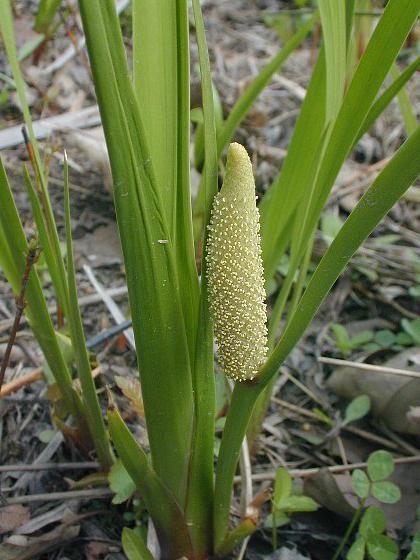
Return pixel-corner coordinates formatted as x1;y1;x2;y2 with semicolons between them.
206;142;268;382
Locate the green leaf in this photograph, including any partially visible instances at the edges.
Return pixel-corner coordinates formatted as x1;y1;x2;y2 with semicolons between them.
264;511;290;528
321;212;344;245
121;528;154;560
108;460;136;505
34;0;61;34
0;158;82;425
359;507;386;540
344;395;371;426
63;157;113;470
318;0;347;123
186;0;218;553
350;331;374;349
374;330;396;348
367;450;394;481
107;404;193;558
280;495;319;513
401;319;420;345
331;323;351;353
132;0;199;362
390;62;417;136
78;0;195;505
371;481;401;504
346;537;366;560
356;55;420;141
411;531;420;555
274;467;292;506
366;533;399;560
352;469;370;499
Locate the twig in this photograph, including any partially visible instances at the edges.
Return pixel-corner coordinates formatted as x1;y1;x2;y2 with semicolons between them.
233;454;420;483
318;356;420;379
0;366;43;397
3;488;113;505
0;239;41;392
272;396;398;450
0;461;99;473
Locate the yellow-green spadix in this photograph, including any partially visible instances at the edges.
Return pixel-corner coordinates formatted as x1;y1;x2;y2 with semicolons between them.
206;142;268;382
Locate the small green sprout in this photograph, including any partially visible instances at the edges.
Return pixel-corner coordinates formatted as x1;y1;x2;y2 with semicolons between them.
266;467;318;550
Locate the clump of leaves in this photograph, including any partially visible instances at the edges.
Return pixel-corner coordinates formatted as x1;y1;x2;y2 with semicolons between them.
266;467;318;550
330;319;420;357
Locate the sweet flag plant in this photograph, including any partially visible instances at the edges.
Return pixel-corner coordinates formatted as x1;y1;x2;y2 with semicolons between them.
0;0;419;557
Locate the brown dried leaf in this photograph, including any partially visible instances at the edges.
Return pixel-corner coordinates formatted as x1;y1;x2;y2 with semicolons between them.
0;506;30;535
115;375;144;417
303;470;356;520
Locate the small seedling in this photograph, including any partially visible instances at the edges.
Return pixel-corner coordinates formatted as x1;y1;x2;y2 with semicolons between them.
266;467;318;550
329;324;374;356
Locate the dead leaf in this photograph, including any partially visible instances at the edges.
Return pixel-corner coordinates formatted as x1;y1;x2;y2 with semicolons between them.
303;470;356;520
326;349;420;435
115;375;144;417
85;541;111;560
0;506;30;535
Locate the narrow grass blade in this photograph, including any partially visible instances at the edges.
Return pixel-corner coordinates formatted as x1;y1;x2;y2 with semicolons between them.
0;0;70;316
63;155;114;470
0;158;82;422
108;404;194;559
390;62;417;135
260;50;327;280
356;55;420;141
78;0;194;504
318;0;346;123
22;166;69;316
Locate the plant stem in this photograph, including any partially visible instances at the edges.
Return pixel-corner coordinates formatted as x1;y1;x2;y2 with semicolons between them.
332;500;365;560
0;239;41;391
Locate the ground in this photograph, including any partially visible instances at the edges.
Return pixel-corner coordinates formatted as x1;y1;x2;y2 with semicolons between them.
0;1;419;559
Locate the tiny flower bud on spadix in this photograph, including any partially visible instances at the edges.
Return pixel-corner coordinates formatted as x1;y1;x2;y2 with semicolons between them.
206;143;268;382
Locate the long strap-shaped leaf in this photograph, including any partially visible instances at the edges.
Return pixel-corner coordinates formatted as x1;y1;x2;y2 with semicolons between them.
108;406;194;559
260;0;419;281
78;0;194;505
183;0;219;555
63;157;114;470
0;0;70;317
0;159;83;425
300;0;420;248
132;0;199;362
214;126;420;550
